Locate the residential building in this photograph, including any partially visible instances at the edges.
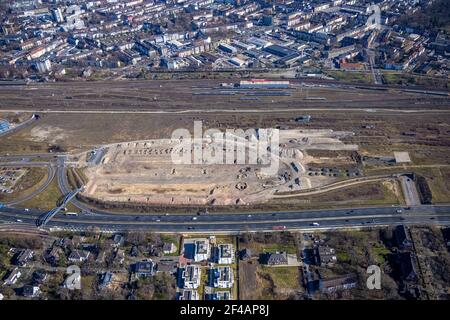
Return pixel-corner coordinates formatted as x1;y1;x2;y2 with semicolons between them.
3;268;22;285
215;244;234;264
177;289;199;300
320;274;358;293
45;247;63;266
132;260;156;278
210;266;234;289
22;285;40;298
32;270;48;284
194;239;210;262
317;246;337;266
13;249;34;267
262;252;288;265
98;272;114;290
179;265;201;289
205;291;233;300
68;249;90;263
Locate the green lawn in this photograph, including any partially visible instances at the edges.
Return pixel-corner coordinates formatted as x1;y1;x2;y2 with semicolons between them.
259;266;300;290
18;177;63;210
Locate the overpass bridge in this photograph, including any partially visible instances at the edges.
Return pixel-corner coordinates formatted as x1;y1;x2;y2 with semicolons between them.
36;187;83;227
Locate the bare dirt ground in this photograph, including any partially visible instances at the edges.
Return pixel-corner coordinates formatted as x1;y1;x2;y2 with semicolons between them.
75;129;357;206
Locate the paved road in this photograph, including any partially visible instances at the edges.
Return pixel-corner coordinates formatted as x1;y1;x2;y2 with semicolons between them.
399;175;421;206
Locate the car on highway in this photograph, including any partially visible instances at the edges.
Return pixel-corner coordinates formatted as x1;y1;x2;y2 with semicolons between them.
272;226;286;230
16;219;23;222
311;222;320;226
156;219;161;222
24;208;29;212
396;209;403;214
192;217;198;221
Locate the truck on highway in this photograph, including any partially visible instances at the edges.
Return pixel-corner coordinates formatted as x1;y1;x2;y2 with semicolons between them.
64;212;78;216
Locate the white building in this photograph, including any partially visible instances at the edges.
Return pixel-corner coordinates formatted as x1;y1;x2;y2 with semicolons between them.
51;8;63;23
178;289;199;300
4;268;22;285
194;239;210;262
23;285;41;298
36;58;52;73
246;37;272;49
211;266;234;289
180;265;201;289
215;244;234;264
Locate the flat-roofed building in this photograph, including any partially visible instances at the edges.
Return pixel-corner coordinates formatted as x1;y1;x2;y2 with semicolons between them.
205;291;233;300
218;43;237;54
215;244;234;264
194;239;210;262
210;266;234;289
179;265;201;289
178;289;199;300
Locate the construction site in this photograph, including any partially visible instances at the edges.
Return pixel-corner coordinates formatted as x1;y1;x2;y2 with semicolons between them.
72;128;358;206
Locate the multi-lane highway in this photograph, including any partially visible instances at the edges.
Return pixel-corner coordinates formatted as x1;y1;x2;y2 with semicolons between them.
0;205;450;233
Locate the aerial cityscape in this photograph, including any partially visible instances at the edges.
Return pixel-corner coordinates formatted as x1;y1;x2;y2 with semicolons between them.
0;0;449;306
